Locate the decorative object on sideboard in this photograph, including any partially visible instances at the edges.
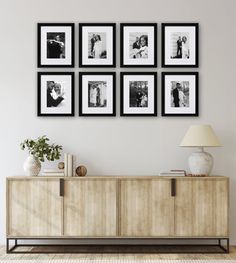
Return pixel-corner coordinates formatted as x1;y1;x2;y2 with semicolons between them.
37;72;75;117
162;72;199;117
162;23;199;68
120;23;157;67
79;72;116;116
23;155;41;177
180;125;222;176
75;165;87;177
120;72;157;116
20;135;62;176
58;162;65;169
79;23;116;68
160;170;186;176
64;153;75;177
37;23;75;68
41;169;64;176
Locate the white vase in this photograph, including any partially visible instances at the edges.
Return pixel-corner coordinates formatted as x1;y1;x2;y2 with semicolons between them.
188;147;213;176
23;155;41;176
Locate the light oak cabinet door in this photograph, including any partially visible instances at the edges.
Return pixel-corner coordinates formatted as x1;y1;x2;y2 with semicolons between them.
120;179;175;237
7;179;62;237
175;178;229;237
64;179;117;237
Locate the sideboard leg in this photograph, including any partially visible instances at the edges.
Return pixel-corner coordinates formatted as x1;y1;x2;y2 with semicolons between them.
6;238;18;253
6;238;9;254
226;238;230;253
219;238;230;253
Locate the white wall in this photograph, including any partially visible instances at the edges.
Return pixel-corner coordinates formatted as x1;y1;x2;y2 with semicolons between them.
0;0;236;244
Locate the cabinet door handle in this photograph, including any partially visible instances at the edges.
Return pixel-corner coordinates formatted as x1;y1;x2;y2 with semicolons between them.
171;178;176;197
59;179;64;197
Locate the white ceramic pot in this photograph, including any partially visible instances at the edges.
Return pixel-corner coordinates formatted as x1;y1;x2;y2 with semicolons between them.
188;148;213;176
23;155;41;176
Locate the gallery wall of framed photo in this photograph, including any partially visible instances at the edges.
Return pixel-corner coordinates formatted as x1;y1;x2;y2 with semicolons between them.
37;22;199;117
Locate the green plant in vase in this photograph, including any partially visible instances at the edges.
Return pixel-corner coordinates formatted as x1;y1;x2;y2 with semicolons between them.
21;135;62;176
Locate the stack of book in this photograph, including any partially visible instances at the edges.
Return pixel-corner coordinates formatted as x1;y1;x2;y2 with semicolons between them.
41;153;76;177
159;170;186;176
41;169;64;177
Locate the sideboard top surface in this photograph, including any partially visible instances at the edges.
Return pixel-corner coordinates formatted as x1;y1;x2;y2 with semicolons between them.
7;175;229;180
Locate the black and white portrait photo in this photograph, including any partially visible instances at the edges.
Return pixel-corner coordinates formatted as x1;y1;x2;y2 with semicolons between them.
88;81;107;107
129;81;148;107
171;81;189;108
162;72;198;116
46;81;65;107
121;23;157;67
79;23;116;67
38;72;74;116
38;23;74;67
121;72;157;116
47;32;65;59
88;33;107;59
79;72;116;116
162;23;198;67
170;32;190;59
129;33;148;59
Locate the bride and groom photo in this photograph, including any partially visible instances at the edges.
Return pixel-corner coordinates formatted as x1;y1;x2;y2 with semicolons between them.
88;33;107;59
88;81;107;108
170;32;190;59
47;81;65;108
171;81;189;108
129;33;148;59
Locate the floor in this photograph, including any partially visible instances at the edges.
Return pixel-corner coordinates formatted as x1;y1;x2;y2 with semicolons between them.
0;246;236;261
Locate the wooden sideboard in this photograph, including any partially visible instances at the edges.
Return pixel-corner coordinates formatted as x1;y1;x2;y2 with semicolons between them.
6;176;229;253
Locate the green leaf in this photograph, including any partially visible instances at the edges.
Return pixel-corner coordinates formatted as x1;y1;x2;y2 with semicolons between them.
20;136;62;163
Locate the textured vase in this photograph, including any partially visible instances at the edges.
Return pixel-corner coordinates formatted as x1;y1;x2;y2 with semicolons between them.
23;155;41;176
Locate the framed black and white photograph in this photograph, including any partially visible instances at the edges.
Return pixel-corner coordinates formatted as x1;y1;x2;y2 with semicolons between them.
120;23;157;67
162;23;199;67
120;72;157;116
79;72;116;116
38;23;74;67
162;72;198;116
38;72;74;116
79;23;116;67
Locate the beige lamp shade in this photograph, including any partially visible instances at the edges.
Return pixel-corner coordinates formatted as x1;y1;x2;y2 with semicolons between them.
180;125;222;147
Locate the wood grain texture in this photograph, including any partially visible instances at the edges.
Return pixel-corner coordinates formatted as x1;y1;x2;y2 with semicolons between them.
7;178;62;237
120;179;175;237
63;179;117;237
6;176;229;239
174;177;229;237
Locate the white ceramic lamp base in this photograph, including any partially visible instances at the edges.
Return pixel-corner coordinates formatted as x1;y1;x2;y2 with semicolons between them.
188;147;213;176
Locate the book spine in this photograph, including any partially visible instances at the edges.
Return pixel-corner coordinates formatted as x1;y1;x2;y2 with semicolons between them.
41;173;64;176
68;154;73;177
73;155;76;177
44;169;64;173
64;153;68;177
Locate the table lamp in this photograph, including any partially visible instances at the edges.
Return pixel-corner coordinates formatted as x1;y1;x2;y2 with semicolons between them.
179;125;222;176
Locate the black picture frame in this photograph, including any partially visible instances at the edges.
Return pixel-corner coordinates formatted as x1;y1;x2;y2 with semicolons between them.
162;23;199;68
79;23;116;68
120;23;157;68
79;72;116;116
161;72;199;117
120;72;157;116
37;23;75;68
37;72;75;117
